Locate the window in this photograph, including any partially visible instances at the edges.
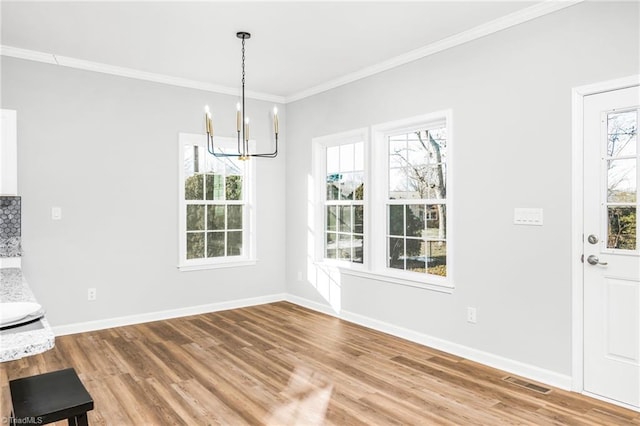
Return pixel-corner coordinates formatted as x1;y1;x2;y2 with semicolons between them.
313;129;367;266
313;112;452;291
387;128;448;277
372;112;451;288
178;134;255;270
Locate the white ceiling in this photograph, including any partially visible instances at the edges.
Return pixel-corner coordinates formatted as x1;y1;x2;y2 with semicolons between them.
2;1;569;102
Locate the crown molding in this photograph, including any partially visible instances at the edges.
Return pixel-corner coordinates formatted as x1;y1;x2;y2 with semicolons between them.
284;0;584;103
1;1;582;105
0;45;286;104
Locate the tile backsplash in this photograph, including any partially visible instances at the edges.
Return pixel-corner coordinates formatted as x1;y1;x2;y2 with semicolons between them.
0;196;21;257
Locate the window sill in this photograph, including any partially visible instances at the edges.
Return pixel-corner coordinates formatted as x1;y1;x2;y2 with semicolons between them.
178;259;257;272
315;261;453;294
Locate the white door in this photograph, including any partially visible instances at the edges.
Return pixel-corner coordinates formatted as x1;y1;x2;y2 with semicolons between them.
583;85;640;408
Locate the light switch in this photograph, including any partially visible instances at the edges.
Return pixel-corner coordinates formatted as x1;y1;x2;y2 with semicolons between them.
514;208;543;226
51;207;62;220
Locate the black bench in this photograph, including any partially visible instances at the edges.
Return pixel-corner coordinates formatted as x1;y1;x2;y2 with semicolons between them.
9;368;94;426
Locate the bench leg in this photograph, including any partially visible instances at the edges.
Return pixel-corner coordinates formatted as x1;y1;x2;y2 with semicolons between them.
68;413;89;426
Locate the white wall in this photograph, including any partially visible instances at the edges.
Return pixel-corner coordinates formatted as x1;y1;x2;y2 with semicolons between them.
1;57;287;327
285;1;639;379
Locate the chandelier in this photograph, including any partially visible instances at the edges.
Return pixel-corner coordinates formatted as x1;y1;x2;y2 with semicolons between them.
204;31;279;160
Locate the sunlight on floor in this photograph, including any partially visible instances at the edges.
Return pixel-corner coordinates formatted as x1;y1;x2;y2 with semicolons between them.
265;366;334;426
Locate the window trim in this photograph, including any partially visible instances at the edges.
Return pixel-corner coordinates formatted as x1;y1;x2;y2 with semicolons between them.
177;132;256;271
312;128;369;270
370;110;454;290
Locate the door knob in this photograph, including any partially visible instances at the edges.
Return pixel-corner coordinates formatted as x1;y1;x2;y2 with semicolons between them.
586;255;608;266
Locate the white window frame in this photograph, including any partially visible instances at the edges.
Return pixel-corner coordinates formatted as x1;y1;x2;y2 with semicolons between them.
311;111;453;293
369;111;453;291
178;133;256;271
312;128;369;269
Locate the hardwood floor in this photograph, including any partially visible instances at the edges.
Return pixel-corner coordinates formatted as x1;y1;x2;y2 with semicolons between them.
1;301;638;425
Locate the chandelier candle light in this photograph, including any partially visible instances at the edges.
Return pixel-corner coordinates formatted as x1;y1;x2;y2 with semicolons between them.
204;31;279;159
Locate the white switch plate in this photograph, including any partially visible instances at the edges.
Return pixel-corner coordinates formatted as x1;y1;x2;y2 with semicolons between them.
514;208;543;226
51;207;62;220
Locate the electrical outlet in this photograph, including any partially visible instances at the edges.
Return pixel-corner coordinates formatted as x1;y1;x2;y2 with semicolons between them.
87;288;97;301
467;307;477;324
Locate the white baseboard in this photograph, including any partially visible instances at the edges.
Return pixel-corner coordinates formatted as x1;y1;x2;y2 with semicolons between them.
52;293;287;336
286;294;572;391
52;292;572;392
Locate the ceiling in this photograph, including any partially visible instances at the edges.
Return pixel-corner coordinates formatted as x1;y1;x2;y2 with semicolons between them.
2;1;566;102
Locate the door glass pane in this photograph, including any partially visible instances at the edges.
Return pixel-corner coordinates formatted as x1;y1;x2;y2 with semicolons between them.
608;159;637;203
607;110;637;157
607;206;637;250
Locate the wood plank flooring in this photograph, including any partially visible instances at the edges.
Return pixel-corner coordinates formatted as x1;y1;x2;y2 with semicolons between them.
1;301;638;425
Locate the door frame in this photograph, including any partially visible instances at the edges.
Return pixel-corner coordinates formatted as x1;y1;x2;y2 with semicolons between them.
571;75;640;404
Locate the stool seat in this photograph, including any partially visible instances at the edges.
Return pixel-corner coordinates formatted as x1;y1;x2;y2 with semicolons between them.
9;368;94;426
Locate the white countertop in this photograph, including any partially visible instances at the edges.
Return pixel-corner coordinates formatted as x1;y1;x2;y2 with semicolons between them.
0;268;55;362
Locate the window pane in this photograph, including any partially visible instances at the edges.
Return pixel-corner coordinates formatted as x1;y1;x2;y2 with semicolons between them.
388;237;404;270
185;174;204;200
226;175;242;200
326;175;340;201
427;241;447;277
206;174;224;201
187;232;205;259
354;142;364;171
353;172;364;201
406;239;426;273
187;205;205;231
389;168;408;199
327;206;337;231
207;205;225;230
353;235;363;264
340;144;355;172
340;172;355;200
338;234;352;261
608;206;637;250
407;136;429;166
389;205;404;236
608;110;637;157
426;205;446;239
608;159;637;203
326;233;336;259
429;128;448;163
207;232;225;257
227;231;242;256
354;205;364;234
389;136;407;168
406;204;425;237
339;206;352;233
227;205;243;229
327;146;340;174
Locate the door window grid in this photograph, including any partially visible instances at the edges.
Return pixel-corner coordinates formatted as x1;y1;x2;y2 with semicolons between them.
605;108;638;251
